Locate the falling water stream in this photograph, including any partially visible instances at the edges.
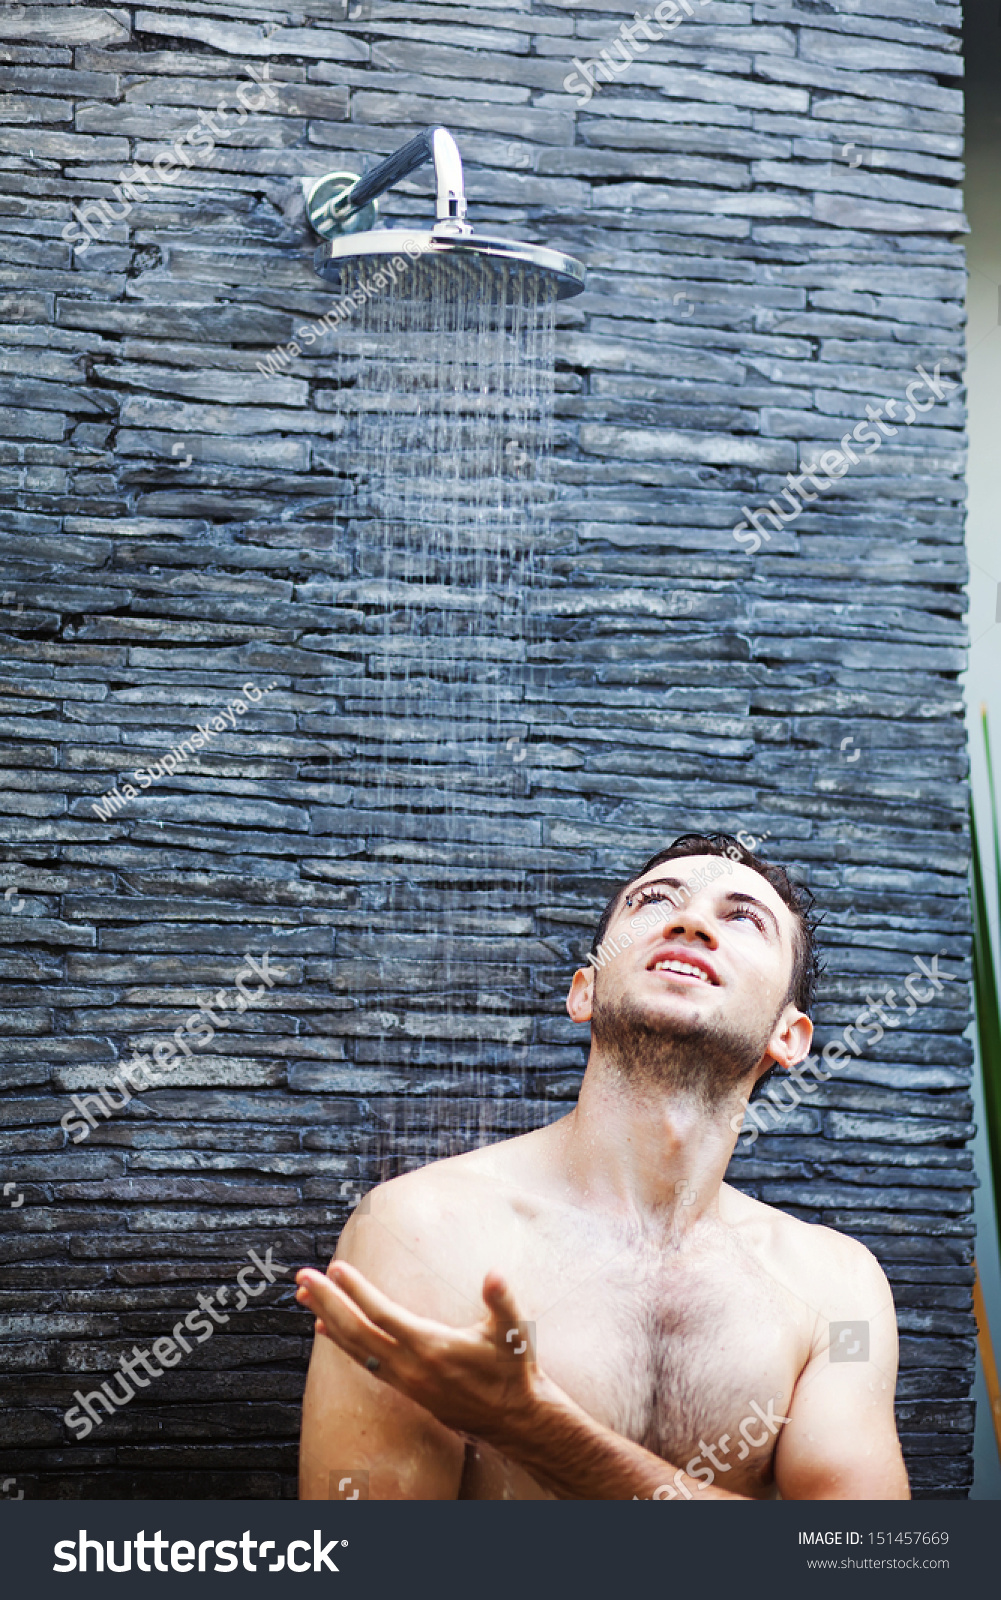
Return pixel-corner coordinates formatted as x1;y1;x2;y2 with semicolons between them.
329;253;559;1180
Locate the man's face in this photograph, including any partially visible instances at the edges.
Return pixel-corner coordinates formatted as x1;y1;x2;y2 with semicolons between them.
567;855;810;1104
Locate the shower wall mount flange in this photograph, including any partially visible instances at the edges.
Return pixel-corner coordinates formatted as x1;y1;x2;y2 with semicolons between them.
304;125;586;300
303;169;378;237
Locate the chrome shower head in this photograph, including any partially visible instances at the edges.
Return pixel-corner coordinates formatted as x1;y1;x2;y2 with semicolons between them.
305;126;586;300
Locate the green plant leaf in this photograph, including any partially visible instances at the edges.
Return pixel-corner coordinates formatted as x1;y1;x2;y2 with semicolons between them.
984;704;1001;944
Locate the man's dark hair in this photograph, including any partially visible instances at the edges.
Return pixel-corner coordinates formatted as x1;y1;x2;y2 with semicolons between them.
589;832;823;1016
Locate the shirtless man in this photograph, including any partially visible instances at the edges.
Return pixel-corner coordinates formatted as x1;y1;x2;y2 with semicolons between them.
297;832;909;1501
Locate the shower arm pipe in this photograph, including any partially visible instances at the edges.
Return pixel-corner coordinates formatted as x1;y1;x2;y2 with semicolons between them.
326;126;469;232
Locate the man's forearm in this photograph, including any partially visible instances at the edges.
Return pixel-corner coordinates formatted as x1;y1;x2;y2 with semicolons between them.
487;1376;746;1502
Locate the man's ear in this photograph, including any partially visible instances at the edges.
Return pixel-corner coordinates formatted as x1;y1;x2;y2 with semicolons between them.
567;967;594;1023
756;1006;813;1082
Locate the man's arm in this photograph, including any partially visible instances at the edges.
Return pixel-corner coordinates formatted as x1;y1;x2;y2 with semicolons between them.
299;1321;466;1500
486;1374;744;1500
772;1239;910;1500
298;1203;467;1500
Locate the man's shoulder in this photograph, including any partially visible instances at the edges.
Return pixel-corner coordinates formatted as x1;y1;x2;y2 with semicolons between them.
727;1185;891;1303
333;1139;531;1320
367;1144;511;1228
363;1117;558;1222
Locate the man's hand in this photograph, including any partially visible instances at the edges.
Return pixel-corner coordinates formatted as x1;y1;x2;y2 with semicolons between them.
295;1262;542;1447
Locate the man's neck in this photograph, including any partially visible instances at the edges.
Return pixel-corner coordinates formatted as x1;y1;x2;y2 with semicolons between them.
552;1051;752;1225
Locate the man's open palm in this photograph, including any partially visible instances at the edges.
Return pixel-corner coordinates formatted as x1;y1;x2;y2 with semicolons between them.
296;1262;543;1443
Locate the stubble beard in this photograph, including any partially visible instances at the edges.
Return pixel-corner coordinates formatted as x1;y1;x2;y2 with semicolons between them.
590;974;781;1111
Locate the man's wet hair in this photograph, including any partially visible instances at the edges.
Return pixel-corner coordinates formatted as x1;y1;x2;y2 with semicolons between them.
589;831;823;1016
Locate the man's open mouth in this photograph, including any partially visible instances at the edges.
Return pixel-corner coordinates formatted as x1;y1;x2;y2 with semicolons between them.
648;953;719;985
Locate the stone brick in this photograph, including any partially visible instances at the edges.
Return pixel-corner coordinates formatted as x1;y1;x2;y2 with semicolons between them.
0;0;972;1502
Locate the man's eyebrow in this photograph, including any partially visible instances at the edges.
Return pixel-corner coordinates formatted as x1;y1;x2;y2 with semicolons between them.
625;877;688;899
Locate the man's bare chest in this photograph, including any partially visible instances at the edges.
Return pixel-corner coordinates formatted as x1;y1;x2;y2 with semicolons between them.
491;1219;803;1497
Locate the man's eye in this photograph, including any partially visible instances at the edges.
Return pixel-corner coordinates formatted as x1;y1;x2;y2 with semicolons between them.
731;909;766;931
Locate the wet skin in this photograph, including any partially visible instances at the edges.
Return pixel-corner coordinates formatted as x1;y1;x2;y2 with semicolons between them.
297;857;910;1501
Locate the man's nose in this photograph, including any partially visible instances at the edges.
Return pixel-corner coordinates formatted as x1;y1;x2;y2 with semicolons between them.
660;906;717;945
